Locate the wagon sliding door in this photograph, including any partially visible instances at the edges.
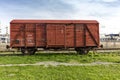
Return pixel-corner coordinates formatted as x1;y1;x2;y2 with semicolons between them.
46;24;65;47
36;24;46;47
75;24;84;47
66;24;74;47
25;24;36;47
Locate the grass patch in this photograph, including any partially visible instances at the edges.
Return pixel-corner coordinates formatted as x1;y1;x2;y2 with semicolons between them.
0;52;119;64
0;64;120;80
0;52;119;80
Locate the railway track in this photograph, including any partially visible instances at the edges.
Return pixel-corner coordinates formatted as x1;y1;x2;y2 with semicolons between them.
94;48;120;53
95;48;120;50
0;48;120;54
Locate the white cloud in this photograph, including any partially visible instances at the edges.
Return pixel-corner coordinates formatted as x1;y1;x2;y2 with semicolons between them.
102;0;118;2
0;0;120;34
59;0;120;34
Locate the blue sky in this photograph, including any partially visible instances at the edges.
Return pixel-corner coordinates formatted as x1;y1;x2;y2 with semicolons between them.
0;0;120;34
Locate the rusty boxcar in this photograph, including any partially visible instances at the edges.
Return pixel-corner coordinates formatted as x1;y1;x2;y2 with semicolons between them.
10;20;99;55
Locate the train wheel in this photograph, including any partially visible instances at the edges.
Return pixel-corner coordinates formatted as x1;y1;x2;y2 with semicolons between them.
21;48;25;55
28;48;37;55
21;48;37;55
75;48;89;55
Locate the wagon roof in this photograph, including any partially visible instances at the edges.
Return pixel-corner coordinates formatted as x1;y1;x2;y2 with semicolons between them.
10;20;98;24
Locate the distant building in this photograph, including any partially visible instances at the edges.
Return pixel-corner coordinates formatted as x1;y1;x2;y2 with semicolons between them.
0;34;10;43
100;33;120;48
100;33;120;42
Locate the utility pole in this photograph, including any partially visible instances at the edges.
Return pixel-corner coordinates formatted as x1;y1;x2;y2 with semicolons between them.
0;22;1;44
6;26;8;35
0;26;1;34
0;22;1;34
5;26;9;43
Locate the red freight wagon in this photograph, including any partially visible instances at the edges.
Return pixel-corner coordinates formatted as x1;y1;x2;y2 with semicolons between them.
10;20;99;55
